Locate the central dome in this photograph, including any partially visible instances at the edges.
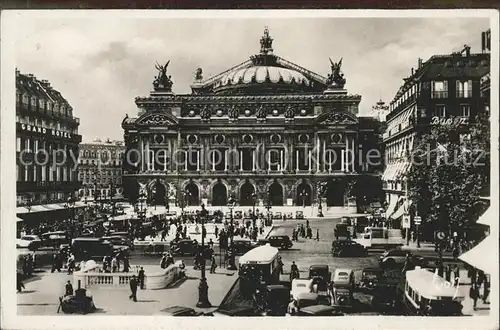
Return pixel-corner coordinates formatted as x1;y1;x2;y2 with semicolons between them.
190;27;328;95
217;66;311;88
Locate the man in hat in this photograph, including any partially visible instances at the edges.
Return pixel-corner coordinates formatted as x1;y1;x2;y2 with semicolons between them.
129;275;138;302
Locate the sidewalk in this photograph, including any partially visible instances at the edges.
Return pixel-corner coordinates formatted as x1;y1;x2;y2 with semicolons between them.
18;265;237;315
456;269;491;316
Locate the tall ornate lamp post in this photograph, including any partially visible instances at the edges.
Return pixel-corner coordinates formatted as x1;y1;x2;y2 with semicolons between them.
227;196;237;270
299;189;308;208
317;183;324;217
265;191;272;227
251;192;257;228
64;197;76;238
196;203;212;308
137;192;147;224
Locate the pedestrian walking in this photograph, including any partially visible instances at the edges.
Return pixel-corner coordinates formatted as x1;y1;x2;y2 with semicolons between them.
316;229;320;241
112;257;118;273
482;277;490;304
16;272;25;293
65;280;74;296
215;226;219;238
469;284;479;311
138;267;145;289
67;254;75;275
129;275;138;302
123;256;130;273
210;255;217;274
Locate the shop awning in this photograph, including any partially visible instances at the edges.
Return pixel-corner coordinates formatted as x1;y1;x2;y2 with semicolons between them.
31;205;51;212
110;215;130;221
17;217;24;223
43;203;65;210
390;199;410;220
16;207;31;214
385;197;399;217
477;207;494;226
459;236;496;274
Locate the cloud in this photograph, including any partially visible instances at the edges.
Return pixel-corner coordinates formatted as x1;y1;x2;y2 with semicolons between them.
13;15;490;142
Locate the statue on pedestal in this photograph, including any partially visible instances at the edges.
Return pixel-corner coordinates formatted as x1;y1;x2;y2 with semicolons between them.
326;57;346;89
153;61;173;92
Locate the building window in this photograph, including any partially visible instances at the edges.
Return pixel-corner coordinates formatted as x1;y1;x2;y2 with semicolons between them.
456;80;472;98
460;104;471;117
22;94;29;105
435;105;446;118
431;81;448;99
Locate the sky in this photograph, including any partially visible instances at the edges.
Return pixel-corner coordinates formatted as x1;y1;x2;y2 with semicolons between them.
13;13;490;142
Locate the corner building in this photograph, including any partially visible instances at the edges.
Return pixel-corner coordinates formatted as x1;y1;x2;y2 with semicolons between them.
16;70;82;223
122;29;382;215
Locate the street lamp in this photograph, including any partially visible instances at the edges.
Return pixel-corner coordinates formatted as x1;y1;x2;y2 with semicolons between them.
251;192;257;228
299;189;308;208
196;203;212;308
265;192;272;227
227;196;237;270
317;184;324;217
64;197;75;238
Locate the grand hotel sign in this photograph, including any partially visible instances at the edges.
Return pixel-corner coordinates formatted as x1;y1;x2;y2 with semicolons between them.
19;123;73;139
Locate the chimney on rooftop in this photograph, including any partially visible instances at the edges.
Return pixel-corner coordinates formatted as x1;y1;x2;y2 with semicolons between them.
418;58;423;68
15;68;20;77
411;68;414;75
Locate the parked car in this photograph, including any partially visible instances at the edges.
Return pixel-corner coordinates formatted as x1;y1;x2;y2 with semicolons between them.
101;236;133;249
41;231;69;248
16;235;42;249
378;249;425;269
296;305;344;316
291;278;313;300
160;306;205;316
268;235;293;250
231;239;254;256
331;240;367;257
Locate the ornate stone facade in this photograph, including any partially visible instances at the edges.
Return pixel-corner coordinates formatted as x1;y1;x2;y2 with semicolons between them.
122;29;382;211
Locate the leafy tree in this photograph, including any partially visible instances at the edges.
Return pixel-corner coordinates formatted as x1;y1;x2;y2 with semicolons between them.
406;115;490;241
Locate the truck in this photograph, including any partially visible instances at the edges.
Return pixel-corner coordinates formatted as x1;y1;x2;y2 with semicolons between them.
353;227;404;250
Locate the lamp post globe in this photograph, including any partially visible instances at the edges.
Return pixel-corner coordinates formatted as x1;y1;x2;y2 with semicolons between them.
196;203;212;308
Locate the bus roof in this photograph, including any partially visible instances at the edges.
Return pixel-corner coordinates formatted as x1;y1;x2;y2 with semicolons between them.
239;244;279;265
406;267;465;300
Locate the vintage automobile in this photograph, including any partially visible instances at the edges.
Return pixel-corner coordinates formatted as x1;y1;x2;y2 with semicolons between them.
272;212;283;220
295;211;304;220
308;265;331;293
160;306;205;316
357;267;384;292
58;288;96;314
295;292;330;310
296;305;344;316
256;284;290;316
101;235;133;249
291;278;313;300
252;238;270;247
170;239;213;259
331;268;355;309
268;235;293;250
16;235;42;250
378;249;426;269
40;231;68;248
230;239;254;256
331;240;367;257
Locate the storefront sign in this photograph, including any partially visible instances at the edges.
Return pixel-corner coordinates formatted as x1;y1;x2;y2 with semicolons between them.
20;124;72;139
430;117;469;126
402;214;410;229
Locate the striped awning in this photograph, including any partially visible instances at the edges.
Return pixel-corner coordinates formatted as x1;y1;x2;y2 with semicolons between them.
390;199;411;220
16;207;31;214
17;217;24;223
385;197;399;217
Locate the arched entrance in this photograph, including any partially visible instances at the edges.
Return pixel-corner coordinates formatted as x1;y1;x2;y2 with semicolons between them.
296;182;312;207
123;178;140;203
185;182;200;206
240;181;255;206
269;181;284;206
326;180;345;206
212;181;228;206
152;180;166;206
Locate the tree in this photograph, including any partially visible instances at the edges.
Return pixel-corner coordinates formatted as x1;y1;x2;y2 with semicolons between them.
406;115;490;241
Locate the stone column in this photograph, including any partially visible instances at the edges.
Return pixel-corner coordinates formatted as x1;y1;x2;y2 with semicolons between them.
240;150;243;171
225;149;228;171
344;134;349;172
351;136;356;172
315;133;320;172
308;149;312;172
140;137;145;172
295;150;299;171
280;149;284;172
196;149;200;171
322;139;326;172
146;138;151;171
